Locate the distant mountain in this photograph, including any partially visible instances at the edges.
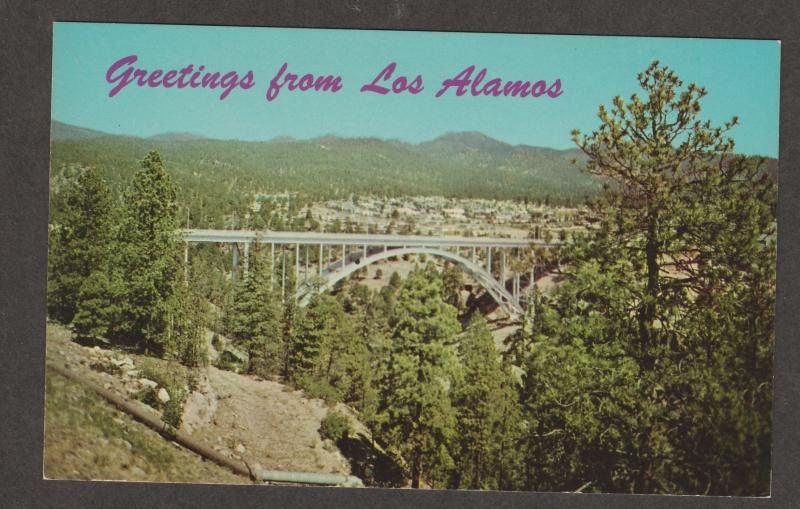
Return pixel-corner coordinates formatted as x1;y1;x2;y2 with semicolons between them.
420;131;515;155
148;132;210;142
270;135;296;143
50;120;112;141
420;131;586;162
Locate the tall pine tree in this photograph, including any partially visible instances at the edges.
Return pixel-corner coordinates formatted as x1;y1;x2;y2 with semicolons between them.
450;316;523;490
115;151;182;354
47;166;115;325
227;249;283;376
514;61;775;495
378;264;461;488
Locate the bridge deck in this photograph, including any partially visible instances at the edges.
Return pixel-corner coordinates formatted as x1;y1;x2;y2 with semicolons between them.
182;229;556;248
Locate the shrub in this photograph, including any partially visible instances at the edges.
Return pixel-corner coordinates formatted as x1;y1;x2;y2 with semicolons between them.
162;387;186;429
138;360;188;428
89;361;121;376
319;411;352;442
214;354;242;373
176;333;208;368
211;333;222;351
298;375;342;404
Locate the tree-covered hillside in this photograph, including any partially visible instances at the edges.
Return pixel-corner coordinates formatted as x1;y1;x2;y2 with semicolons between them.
50;123;601;208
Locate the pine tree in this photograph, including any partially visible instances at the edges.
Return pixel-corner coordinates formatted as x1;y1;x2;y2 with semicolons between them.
378;264;461;488
171;282;210;367
72;270;119;341
115;151;182;354
227;250;283;376
47;166;115;324
513;61;776;494
441;262;464;312
339;283;385;415
572;60;747;366
450;316;523;490
288;293;328;381
280;275;298;379
291;293;365;403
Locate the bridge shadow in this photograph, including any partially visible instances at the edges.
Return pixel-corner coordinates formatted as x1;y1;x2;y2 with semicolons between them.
336;432;406;488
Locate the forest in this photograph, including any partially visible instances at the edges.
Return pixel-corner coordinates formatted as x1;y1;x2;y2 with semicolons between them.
47;62;775;495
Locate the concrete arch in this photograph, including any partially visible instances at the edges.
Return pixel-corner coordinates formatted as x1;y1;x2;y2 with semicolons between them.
295;246;523;318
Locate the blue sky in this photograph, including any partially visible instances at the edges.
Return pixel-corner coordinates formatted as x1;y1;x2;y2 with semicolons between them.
52;23;781;156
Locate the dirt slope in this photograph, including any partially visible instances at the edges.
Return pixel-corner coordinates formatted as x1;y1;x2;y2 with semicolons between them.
44;322;357;483
194;366;350;474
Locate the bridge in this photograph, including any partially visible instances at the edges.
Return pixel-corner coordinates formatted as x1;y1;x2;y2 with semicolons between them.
183;229;559;319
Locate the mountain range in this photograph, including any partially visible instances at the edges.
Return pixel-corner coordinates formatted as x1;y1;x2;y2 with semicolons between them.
50;120;599;205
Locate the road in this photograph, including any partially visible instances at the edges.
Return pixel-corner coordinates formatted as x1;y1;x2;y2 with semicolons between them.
182;229;557;249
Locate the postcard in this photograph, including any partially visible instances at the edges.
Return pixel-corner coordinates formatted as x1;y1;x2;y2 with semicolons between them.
45;22;779;495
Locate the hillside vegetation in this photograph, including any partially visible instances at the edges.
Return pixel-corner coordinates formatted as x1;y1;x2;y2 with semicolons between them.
50;122;600;212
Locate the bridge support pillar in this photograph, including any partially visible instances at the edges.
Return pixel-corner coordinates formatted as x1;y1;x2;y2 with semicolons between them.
184;242;189;285
271;243;275;288
295;244;300;290
472;246;476;264
243;242;250;277
305;246;309;282
231;243;240;283
319;244;323;276
502;251;506;285
487;247;492;276
281;250;286;299
341;243;346;269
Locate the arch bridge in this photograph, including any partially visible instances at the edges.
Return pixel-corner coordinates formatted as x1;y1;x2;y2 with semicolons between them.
182;229;558;320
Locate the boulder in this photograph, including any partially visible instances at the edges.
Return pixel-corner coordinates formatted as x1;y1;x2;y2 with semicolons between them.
180;379;218;434
157;387;171;403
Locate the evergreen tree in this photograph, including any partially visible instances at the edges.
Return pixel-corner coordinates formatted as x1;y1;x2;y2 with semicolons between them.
388;271;403;290
572;60;752;366
513;61;775;494
115;151;182;354
47;166;115;324
281;268;299;379
340;283;386;417
441;262;464;312
450;316;523;490
72;270;119;341
171;281;210;367
378;264;461;488
291;293;365;403
517;259;644;492
227;251;283;376
286;293;323;380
